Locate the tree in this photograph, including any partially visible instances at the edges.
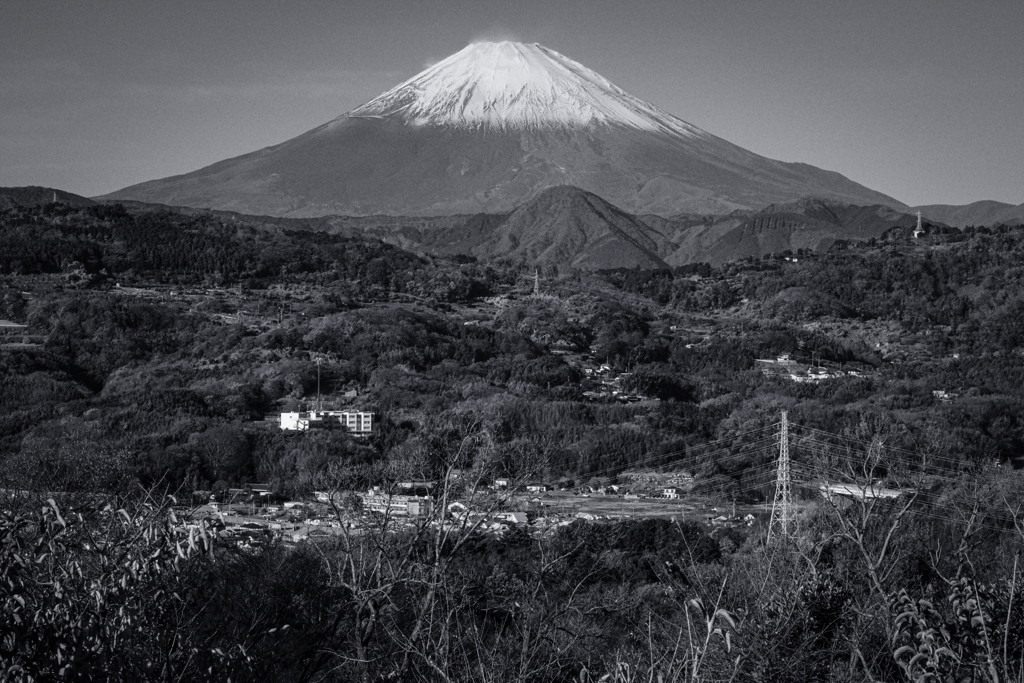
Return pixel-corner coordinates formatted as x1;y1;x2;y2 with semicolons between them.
0;494;218;681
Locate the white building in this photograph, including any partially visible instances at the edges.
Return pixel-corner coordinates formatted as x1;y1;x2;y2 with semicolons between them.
314;490;341;504
361;486;433;518
663;486;683;499
280;411;374;434
495;511;528;525
820;483;907;503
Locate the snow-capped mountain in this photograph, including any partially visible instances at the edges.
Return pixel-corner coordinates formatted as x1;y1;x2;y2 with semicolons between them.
103;41;904;217
348;41;704;138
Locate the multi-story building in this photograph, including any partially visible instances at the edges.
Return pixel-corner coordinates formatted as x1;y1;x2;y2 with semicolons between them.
280;410;374;435
361;485;433;518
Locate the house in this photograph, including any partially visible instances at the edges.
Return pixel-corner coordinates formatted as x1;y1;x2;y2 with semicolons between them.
526;484;549;493
314;490;341;504
447;502;468;518
397;481;435;492
663;487;684;499
495;511;528;525
361;485;433;518
280;410;374;435
245;484;275;503
493;478;511;489
820;483;907;505
755;355;799;377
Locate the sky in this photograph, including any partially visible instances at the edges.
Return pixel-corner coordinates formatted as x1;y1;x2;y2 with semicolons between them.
1;0;1021;207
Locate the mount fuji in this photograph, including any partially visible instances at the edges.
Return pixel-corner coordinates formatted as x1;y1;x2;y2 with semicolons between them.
103;41;904;217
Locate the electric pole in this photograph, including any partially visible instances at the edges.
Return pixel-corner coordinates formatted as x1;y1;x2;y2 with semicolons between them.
768;410;793;543
316;357;322;412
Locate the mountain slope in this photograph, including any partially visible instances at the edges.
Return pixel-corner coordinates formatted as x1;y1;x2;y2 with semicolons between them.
473;186;668;270
915;200;1024;228
663;198;928;265
0;186;95;210
316;190;925;270
103;41;904;217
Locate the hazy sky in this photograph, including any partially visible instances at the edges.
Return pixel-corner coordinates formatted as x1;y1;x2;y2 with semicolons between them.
2;0;1021;206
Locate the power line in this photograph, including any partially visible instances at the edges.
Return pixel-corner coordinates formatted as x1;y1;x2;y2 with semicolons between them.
790;423;969;469
789;441;968;485
579;426;781;480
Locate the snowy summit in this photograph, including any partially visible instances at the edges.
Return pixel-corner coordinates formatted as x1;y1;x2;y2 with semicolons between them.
347;41;706;137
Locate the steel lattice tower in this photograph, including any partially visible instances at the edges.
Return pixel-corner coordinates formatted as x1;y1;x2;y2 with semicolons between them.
768;410;793;543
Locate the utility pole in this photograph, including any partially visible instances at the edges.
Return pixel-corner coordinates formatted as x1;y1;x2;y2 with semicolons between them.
316;357;322;412
533;268;540;296
768;410;793;543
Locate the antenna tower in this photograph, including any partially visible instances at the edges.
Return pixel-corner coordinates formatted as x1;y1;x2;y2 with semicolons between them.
768;410;793;543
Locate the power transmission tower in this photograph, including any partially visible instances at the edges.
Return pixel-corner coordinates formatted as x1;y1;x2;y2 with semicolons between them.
768;410;793;543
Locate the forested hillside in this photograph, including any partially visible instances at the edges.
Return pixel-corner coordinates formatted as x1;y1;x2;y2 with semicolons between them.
4;201;1024;492
4;199;1024;681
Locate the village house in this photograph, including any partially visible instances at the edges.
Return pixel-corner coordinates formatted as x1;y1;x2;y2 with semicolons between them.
314;490;342;504
819;482;907;507
662;486;684;499
361;484;434;518
495;511;529;525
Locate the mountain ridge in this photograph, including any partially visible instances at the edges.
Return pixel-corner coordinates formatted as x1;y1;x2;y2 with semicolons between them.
0;186;96;210
914;200;1024;228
